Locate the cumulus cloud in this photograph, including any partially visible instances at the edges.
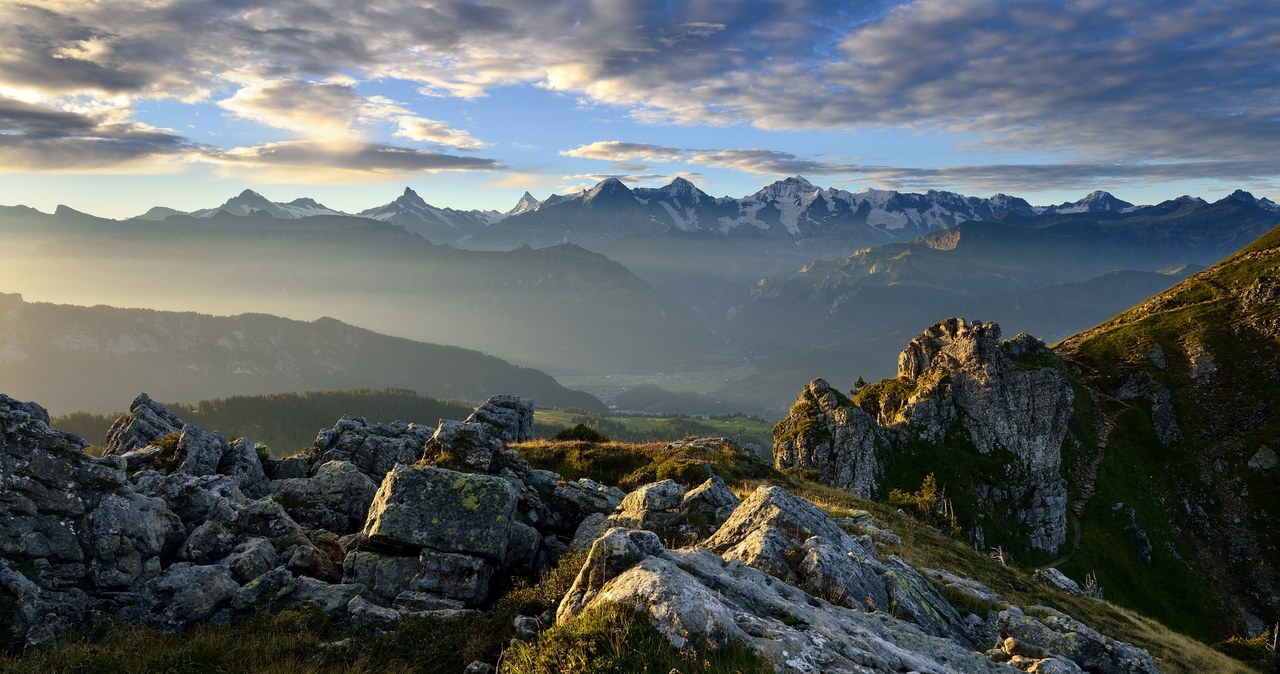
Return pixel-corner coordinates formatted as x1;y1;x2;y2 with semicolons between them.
217;79;365;140
561;141;685;163
394;117;488;151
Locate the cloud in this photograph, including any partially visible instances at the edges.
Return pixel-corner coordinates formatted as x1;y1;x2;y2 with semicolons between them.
217;78;365;140
2;0;1277;189
0;96;194;171
840;160;1280;195
211;140;503;177
561;141;685;163
686;149;864;175
394;117;488;151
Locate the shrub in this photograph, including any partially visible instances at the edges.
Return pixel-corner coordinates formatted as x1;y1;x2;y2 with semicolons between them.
552;424;610;443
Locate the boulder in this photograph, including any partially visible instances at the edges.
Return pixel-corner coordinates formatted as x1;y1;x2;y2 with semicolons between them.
550;478;626;520
1032;568;1083;596
679;474;739;532
343;550;426;602
218;437;270;499
465;395;534;444
995;606;1159;674
704;485;972;647
140;563;240;630
559;528;1008;673
222;537;279;584
422;420;505;473
270;460;378;534
177;521;238;566
413;549;492;605
348;595;401;631
173;424;229;477
619;479;685;512
309;416;435;483
362;465;517;562
103;393;185;456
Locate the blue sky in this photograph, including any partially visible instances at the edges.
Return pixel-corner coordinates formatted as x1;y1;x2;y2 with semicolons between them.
1;0;1277;218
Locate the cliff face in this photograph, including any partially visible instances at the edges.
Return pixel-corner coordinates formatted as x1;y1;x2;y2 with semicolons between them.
775;318;1075;553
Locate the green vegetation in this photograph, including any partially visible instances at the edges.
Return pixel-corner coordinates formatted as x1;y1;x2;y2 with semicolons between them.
551;424;610;443
152;432;181;471
53;389;476;457
501;602;772;674
1212;626;1278;670
534;409;774;452
1055;224;1280;641
851;376;916;421
516;438;772;492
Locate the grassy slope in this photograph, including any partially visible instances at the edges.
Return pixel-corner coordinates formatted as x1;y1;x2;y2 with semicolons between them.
1055;224;1280;641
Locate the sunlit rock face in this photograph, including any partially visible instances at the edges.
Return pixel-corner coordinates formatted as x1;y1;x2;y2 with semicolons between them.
774;318;1073;552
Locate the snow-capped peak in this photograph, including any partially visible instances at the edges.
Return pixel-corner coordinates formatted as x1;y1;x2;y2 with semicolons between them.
583;177;635;206
507;191;541;216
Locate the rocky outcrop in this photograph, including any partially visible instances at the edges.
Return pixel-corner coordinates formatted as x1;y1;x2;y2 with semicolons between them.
557;483;1159;674
772;379;883;497
992;606;1158;674
558;527;1009;673
704;486;974;646
0;392;615;648
103;392;184;455
465;394;534;444
775;319;1074;552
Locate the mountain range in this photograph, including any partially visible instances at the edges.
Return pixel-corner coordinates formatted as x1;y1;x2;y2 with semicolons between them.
3;178;1278;415
123;176;1280;252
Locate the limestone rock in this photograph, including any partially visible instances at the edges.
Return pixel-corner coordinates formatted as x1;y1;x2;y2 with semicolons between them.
362;465;517;562
995;606;1159;674
569;512;611;551
465;395;534;444
1032;568;1083;596
140;563;240;630
178;521;238;566
218;437;270;499
310;416;436;483
174;425;229;477
620;479;685;512
222;538;279;584
775;319;1074;552
704;486;972;646
679;473;740;531
559;528;1008;673
343;550;424;601
135;472;244;529
422;420;505;473
270;460;378;534
104;393;185;456
773;379;883;497
348;595;400;631
413;549;492;604
1249;445;1278;473
550;478;626;520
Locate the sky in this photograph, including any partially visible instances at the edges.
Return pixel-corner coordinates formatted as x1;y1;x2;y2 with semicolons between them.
1;0;1278;219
